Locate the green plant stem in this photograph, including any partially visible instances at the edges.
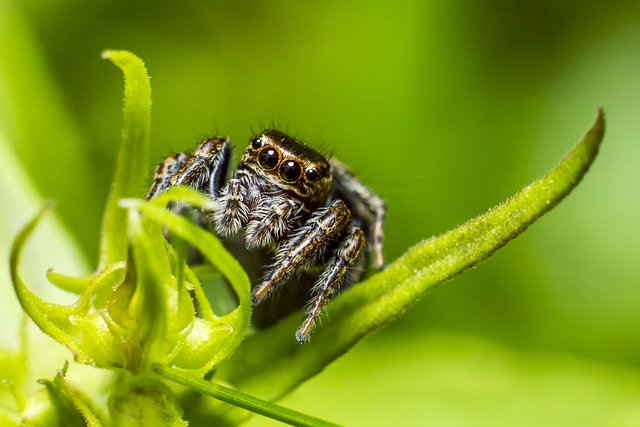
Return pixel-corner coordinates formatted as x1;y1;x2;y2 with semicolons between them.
154;366;342;427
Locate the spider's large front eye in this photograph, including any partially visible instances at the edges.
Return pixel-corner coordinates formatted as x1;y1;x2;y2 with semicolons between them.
279;160;302;183
258;148;279;170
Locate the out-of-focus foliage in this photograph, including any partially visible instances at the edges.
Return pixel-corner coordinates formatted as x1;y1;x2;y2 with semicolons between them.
1;0;639;426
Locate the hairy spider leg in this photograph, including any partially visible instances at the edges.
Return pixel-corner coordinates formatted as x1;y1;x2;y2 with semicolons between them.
296;227;365;343
169;137;231;197
251;199;352;304
244;196;302;250
342;218;368;288
146;152;190;200
331;160;386;270
147;137;231;201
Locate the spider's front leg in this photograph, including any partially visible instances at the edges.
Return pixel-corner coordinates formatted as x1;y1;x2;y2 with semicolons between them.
251;199;352;304
244;196;302;249
147;152;190;200
146;137;230;201
296;227;365;343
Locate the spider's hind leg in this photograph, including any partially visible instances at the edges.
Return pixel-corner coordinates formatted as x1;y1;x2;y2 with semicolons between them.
331;160;386;270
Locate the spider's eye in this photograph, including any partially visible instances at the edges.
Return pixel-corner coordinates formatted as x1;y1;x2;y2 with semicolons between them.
305;167;320;182
251;137;263;150
280;160;302;183
258;148;279;170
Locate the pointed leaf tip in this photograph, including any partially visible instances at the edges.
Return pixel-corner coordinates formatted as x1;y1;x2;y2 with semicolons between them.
98;49;151;268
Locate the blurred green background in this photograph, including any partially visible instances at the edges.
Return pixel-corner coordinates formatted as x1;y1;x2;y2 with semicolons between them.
1;0;640;425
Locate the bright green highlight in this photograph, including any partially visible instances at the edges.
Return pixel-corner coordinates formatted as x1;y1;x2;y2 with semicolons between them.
0;320;28;426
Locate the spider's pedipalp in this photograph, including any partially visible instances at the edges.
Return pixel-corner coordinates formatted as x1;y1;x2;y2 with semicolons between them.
213;178;251;237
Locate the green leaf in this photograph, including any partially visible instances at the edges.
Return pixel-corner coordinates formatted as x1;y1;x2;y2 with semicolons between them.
6;50;224;377
119;208;172;373
45;270;95;295
143;186;251;308
99;50;151;268
10;203;123;367
128;186;252;372
215;110;605;419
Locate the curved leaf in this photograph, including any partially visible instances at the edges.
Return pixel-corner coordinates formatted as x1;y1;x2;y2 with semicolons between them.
128;187;252;370
215;110;605;418
99;50;151;268
9;203;122;367
46;270;95;295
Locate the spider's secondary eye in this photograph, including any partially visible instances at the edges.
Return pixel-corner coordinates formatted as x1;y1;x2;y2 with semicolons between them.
258;148;279;169
251;137;263;149
280;160;302;183
305;167;320;182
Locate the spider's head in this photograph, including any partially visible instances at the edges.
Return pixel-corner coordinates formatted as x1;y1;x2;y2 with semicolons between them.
241;130;332;201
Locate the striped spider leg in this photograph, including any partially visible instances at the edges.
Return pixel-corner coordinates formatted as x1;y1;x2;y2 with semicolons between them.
331;159;387;271
146;137;230;201
250;151;386;343
251;199;365;342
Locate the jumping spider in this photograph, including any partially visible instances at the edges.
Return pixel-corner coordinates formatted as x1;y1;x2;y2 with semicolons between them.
147;130;386;343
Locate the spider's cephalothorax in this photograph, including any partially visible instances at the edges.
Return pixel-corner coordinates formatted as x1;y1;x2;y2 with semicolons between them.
148;129;386;343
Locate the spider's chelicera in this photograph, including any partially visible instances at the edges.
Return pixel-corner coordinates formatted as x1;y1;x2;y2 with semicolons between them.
147;130;386;343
